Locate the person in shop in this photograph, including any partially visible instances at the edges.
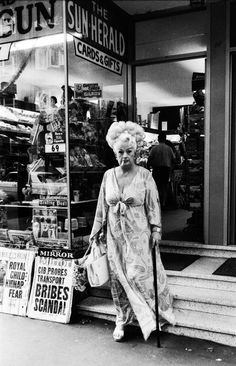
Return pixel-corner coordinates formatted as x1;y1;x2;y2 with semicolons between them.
147;132;176;209
50;96;58;112
61;85;74;106
136;147;149;168
89;121;175;342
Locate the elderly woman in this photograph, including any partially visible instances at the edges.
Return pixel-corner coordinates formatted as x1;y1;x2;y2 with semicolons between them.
90;121;175;342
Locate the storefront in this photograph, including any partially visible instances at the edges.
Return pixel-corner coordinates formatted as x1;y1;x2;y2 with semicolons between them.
0;0;132;250
0;0;235;345
0;0;132;320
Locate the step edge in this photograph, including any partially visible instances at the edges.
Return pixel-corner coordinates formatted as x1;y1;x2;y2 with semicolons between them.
167;271;236;282
174;309;236;334
163;325;236;347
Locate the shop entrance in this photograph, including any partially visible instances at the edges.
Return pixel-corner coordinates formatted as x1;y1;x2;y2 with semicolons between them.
135;58;205;243
229;54;236;245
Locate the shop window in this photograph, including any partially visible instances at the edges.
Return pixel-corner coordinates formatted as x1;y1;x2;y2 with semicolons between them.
0;31;70;249
0;0;130;253
48;48;60;68
67;41;127;253
136;58;205;243
35;48;48;70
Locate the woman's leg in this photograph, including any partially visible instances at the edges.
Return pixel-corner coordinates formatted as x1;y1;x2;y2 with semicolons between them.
110;272;135;341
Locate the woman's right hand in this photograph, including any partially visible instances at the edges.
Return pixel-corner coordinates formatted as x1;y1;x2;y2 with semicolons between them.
151;232;161;249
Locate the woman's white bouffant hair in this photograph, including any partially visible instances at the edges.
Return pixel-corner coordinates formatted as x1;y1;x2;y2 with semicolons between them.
106;121;145;151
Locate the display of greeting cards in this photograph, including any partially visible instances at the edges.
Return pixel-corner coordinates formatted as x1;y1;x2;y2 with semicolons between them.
32;208;58;241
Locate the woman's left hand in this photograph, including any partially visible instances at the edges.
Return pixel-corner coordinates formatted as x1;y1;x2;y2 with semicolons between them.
151;232;161;248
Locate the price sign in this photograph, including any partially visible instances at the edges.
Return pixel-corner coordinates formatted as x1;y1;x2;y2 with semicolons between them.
45;143;66;153
0;43;11;61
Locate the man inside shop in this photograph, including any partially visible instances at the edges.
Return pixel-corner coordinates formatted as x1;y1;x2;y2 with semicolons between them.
147;132;176;209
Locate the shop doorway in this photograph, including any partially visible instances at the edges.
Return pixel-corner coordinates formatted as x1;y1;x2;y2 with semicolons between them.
229;54;236;245
135;58;205;243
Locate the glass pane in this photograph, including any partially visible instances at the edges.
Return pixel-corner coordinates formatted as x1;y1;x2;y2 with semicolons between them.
0;32;70;249
229;54;236;243
136;59;205;242
136;12;207;60
67;40;127;254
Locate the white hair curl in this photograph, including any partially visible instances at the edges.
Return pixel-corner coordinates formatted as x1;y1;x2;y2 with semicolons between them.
106;121;145;151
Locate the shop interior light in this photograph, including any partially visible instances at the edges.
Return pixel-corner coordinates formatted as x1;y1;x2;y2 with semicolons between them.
88;99;99;104
11;33;73;52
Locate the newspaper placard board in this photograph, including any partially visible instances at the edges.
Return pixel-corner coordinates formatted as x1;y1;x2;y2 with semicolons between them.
27;249;75;323
0;248;35;316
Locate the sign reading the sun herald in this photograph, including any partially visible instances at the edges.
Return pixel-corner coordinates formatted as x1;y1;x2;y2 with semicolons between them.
67;0;132;75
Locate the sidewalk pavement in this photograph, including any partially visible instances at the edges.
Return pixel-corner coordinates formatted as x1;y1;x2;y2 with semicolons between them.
0;313;235;366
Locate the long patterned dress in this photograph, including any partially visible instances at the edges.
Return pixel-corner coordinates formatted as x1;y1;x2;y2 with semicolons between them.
90;166;175;340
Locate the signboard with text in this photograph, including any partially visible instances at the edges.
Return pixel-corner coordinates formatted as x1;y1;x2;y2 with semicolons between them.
67;0;133;74
73;37;123;75
45;142;66;154
74;83;102;98
27;250;75;323
0;0;63;46
0;248;35;316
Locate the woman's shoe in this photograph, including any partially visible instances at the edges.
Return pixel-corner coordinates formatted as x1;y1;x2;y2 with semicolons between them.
113;325;125;342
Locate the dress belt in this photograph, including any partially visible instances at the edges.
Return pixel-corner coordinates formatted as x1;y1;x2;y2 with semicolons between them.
110;198;139;216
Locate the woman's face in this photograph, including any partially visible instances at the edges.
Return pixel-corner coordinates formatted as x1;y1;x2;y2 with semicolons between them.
50;98;55;107
114;140;136;169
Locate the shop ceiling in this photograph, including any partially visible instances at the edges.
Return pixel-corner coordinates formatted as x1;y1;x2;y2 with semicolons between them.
113;0;206;17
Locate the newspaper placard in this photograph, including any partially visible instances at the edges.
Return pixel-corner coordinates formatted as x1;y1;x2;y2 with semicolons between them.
27;250;75;323
0;248;35;316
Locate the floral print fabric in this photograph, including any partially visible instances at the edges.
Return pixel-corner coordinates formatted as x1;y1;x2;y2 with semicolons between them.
90;166;175;340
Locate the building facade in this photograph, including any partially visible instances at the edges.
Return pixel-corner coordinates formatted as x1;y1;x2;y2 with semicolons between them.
0;0;235;346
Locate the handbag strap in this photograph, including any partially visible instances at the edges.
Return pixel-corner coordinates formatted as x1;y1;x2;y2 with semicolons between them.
83;240;93;258
76;240;93;265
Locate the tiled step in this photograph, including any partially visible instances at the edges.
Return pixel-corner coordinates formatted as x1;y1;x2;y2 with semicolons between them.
166;308;236;347
76;296;115;322
164;325;236;347
89;284;236;312
180;257;227;275
171;284;236;306
167;271;236;291
89;287;112;299
171;284;236;316
173;308;236;336
76;296;236;346
173;299;236;317
76;248;236;347
160;241;236;258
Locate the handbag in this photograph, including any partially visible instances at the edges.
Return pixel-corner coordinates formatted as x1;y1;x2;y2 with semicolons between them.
73;245;91;292
86;239;109;287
